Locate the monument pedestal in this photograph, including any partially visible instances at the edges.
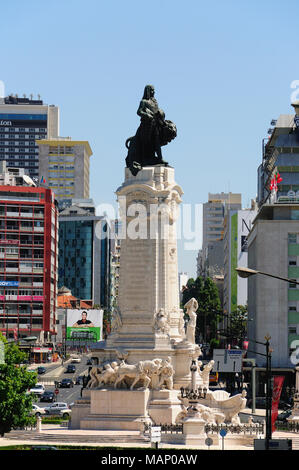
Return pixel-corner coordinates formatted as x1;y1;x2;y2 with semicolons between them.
79;389;151;431
148;389;182;425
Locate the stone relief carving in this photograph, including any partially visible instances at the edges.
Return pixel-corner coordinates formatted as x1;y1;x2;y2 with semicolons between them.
153;308;170;335
86;357;175;392
156;357;174;390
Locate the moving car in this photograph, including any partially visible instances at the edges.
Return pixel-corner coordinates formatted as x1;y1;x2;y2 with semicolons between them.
44;402;70;416
65;364;76;373
37;366;46;375
75;375;85;385
40;391;55;403
58;378;74;388
30;404;46;417
29;383;45;396
71;356;81;363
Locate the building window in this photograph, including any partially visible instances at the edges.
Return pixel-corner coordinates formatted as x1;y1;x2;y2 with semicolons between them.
288;233;297;244
289;279;297;289
289;326;297;335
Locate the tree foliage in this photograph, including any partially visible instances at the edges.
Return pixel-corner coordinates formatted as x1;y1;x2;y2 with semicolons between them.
182;276;221;344
0;333;37;436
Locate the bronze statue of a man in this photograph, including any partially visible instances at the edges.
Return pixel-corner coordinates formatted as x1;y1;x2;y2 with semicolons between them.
126;85;177;175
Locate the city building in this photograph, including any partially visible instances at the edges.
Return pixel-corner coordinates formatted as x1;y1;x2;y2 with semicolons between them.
58;199;110;308
0;94;59;180
248;102;299;372
109;219;120;311
223;203;257;315
198;192;242;279
0;183;59;343
37;137;92;201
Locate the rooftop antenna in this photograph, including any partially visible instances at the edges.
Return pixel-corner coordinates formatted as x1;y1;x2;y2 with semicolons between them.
37;94;41;100
30;94;33;100
23;94;26;98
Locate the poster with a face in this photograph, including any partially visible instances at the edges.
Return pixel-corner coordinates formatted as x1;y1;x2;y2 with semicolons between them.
66;309;103;342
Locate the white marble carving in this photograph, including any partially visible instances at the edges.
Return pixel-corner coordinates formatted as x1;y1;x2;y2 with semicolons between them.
184;298;198;344
153;309;170;335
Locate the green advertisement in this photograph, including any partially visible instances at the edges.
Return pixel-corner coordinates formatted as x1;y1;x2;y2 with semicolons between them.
66;309;103;342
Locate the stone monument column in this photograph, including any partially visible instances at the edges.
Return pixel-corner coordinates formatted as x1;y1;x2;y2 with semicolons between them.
107;165;183;350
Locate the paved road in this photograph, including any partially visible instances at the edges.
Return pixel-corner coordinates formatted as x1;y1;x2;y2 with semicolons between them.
34;354;91;407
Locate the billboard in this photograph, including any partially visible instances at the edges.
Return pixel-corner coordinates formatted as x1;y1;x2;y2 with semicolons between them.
66;309;103;342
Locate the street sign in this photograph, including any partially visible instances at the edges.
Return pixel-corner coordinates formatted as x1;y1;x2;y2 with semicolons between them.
219;428;227;450
205;437;213;448
213;349;243;372
150;426;161;443
54;389;59;395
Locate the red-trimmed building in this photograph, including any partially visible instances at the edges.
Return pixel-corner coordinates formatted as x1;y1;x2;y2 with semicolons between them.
0;185;58;342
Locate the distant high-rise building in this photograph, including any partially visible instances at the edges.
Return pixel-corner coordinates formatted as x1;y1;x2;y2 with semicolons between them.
198;193;242;278
58;200;110;308
0;95;59;180
37;137;92;201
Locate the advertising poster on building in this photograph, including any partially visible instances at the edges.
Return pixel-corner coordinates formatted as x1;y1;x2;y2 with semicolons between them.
66;309;103;342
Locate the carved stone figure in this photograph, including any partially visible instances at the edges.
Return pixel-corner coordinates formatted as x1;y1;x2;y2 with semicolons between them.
156;357;174;390
202;360;215;389
97;361;119;388
153;308;170;335
86;366;103;389
114;358;162;391
184;297;198;344
125;85;177;175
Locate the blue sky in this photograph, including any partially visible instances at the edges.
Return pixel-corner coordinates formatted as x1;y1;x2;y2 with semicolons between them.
1;0;299;278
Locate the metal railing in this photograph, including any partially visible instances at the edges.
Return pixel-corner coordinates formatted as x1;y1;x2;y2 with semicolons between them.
275;421;299;433
205;423;264;435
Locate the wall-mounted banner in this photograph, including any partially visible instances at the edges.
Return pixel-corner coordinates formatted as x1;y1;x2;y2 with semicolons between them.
271;376;285;433
66;309;103;342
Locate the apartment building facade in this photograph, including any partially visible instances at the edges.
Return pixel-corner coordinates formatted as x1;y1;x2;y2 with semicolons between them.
0;185;58;342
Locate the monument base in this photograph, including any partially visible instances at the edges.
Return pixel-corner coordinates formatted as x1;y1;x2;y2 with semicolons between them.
79;389;151;431
148;389;182;425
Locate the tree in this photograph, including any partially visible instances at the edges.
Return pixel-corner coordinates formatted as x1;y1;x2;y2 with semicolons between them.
229;305;248;347
0;333;37;436
182;276;221;344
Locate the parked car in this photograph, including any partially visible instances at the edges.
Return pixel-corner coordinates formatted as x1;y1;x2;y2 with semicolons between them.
276;409;292;423
44;402;69;416
59;407;72;419
65;364;76;373
40;391;55;403
30;404;46;417
37;366;46;375
29;383;45;396
58;378;74;388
